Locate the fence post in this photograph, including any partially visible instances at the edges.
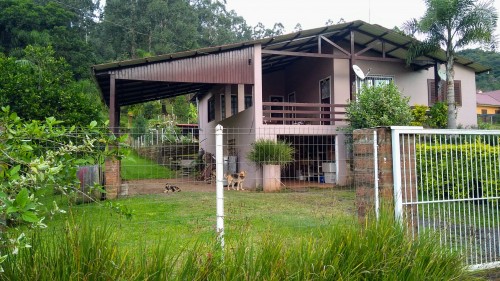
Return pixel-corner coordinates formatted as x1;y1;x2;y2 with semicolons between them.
373;130;379;220
215;124;224;249
391;128;403;224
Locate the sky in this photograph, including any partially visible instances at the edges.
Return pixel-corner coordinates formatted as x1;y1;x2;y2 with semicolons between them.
225;0;500;36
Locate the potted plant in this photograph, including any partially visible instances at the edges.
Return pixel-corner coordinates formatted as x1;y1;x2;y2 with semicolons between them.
247;139;294;192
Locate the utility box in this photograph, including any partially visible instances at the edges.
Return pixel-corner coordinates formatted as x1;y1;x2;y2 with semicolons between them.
322;162;336;184
322;162;336;173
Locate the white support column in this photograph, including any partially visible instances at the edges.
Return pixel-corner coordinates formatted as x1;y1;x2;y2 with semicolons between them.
215;124;224;249
253;44;263;137
237;84;245;113
373;130;379;220
225;85;232;118
391;128;403;224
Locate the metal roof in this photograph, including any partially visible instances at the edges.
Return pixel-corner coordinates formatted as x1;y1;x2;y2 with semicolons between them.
93;20;490;107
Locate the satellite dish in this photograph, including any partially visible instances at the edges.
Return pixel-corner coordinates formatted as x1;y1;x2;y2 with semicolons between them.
438;69;446;80
352;65;365;80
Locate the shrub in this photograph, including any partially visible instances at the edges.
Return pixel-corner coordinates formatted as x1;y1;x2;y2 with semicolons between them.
411;104;429;126
417;139;500;199
247;139;294;166
346;82;413;130
428;102;448;128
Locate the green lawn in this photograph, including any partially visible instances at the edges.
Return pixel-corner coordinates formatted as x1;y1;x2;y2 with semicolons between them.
46;189;356;253
120;150;176;180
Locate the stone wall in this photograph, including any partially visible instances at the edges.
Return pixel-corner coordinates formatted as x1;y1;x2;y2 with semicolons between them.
354;127;418;228
353;127;394;222
105;157;121;199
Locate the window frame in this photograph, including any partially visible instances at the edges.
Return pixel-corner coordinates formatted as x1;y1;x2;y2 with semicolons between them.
208;96;215;122
427;79;462;107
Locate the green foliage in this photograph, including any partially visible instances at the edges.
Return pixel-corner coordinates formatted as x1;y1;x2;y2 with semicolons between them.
131;115;148;139
346;82;413;130
247;139;294;166
0;0;98;79
411;104;429;126
410;103;449;128
417;139;500;199
0;106;124;228
0;46;104;125
459;49;500;91
404;0;497;129
428;102;448;128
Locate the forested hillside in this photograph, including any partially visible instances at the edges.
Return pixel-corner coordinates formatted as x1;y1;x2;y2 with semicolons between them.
458;49;500;92
1;0;498;124
0;0;285;124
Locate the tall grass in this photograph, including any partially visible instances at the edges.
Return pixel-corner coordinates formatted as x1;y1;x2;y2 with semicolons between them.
1;213;476;281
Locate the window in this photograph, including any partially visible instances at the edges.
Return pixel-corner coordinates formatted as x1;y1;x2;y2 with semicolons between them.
427;79;462;106
245;95;253;109
231;95;237;115
482;109;488;114
208;96;215;122
495;110;500;114
356;75;393;93
221;95;225;119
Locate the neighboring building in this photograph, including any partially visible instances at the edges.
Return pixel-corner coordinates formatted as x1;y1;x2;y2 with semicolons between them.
93;20;488;189
477;90;500;114
476;90;500;124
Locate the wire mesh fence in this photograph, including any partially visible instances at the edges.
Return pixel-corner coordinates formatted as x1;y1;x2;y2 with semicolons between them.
119;126;354;194
42;126;355;247
393;129;500;269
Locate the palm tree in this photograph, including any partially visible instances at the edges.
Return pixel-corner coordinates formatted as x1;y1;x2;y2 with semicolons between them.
405;0;497;129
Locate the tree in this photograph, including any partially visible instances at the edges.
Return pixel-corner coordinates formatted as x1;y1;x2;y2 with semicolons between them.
0;107;125;269
346;83;413;130
0;45;105;125
405;0;497;129
0;0;98;79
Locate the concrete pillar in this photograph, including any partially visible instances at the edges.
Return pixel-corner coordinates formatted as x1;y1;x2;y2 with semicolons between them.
106;74;121;199
225;85;232;118
237;84;245;113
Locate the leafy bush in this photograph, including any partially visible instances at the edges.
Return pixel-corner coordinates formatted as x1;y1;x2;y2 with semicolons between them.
0;107;125;270
346;82;413;130
411;104;429;126
428;102;448;128
417;139;500;199
247;139;294;166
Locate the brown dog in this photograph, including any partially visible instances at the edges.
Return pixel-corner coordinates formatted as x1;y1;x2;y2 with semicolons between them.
225;171;246;191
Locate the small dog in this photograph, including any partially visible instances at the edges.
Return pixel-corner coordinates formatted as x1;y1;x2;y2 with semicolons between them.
164;184;181;193
225;171;246;191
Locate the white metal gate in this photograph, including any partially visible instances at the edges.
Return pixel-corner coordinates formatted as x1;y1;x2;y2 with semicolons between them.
392;127;500;269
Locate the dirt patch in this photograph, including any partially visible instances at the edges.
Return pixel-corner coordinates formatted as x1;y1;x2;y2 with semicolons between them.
121;178;217;195
120;178;336;196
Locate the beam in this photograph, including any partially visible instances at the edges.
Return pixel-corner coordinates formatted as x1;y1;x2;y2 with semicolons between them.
261;49;348;59
321;36;350;56
109;74;118;134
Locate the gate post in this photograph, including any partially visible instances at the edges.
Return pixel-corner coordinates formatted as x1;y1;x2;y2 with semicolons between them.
391;128;403;224
215;125;224;249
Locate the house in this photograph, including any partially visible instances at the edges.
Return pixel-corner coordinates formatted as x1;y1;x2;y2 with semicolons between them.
476;90;500;124
93;20;487;193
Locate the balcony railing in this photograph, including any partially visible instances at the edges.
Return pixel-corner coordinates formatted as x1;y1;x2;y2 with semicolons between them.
262;102;347;125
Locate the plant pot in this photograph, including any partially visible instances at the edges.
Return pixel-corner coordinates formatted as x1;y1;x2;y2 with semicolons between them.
262;164;281;192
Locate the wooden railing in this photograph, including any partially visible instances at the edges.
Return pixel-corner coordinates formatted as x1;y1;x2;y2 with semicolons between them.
262;102;348;125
